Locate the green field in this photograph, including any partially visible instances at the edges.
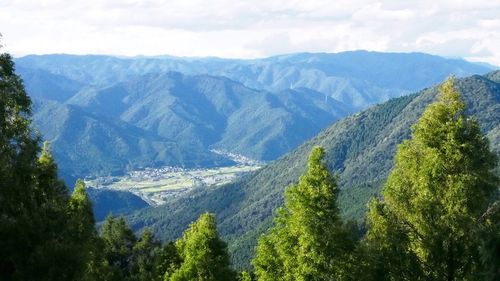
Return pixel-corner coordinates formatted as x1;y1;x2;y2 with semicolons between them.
85;165;261;205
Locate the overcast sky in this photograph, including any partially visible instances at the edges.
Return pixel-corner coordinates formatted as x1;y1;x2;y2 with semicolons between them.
1;0;499;65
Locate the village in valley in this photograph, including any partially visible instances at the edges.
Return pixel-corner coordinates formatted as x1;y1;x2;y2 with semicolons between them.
85;151;262;206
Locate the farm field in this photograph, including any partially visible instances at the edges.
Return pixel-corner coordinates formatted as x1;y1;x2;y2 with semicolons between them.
85;164;261;205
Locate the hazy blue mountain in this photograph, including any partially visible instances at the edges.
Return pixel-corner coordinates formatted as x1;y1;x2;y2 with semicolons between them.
125;71;500;269
17;51;492;108
16;66;84;102
17;51;494;178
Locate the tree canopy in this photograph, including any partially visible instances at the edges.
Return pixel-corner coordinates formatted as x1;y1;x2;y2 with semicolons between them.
166;213;236;281
253;146;356;281
365;77;499;280
0;41;97;281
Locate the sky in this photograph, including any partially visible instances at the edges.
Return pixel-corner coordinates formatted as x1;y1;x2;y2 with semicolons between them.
1;0;499;65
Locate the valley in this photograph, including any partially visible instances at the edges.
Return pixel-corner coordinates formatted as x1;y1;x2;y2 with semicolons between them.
85;152;262;206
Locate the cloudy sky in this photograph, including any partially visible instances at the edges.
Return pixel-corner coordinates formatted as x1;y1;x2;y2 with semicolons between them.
1;0;499;65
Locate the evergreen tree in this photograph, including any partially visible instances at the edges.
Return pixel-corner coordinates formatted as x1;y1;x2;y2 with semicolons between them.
130;228;167;281
91;217;181;281
0;43;87;280
365;78;499;280
477;201;500;281
157;242;181;281
68;180;96;240
30;143;80;281
253;146;356;281
67;180;106;281
100;216;138;279
166;213;236;281
80;241;118;281
0;41;39;280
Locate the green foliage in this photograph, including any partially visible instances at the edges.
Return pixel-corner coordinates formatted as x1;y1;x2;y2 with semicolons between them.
365;78;499;280
0;49;190;280
68;180;96;240
166;213;236;281
156;242;182;281
0;49;99;280
477;202;500;281
81;216;181;281
239;271;252;281
128;229;164;281
100;216;137;278
3;43;499;279
253;147;357;280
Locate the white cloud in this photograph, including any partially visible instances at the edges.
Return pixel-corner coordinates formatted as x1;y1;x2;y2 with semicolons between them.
0;0;499;65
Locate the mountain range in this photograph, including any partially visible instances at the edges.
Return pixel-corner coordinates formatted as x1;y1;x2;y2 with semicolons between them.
125;71;500;269
16;51;493;180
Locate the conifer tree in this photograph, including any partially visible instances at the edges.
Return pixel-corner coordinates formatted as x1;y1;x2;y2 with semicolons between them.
130;229;164;281
30;143;84;280
0;43;87;280
0;41;39;280
166;213;236;281
157;242;181;281
68;180;95;235
365;78;499;280
67;180;103;281
253;146;356;281
100;216;138;279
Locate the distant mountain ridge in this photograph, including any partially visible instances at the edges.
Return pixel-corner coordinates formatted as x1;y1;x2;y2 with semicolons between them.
16;51;494;179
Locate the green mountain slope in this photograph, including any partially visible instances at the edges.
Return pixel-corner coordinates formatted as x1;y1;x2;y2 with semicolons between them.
67;73;351;160
30;71;351;177
32;98;233;177
126;71;500;269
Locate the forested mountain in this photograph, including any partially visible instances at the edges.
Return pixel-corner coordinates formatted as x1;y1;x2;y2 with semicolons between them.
16;52;492;179
126;71;500;269
27;71;351;178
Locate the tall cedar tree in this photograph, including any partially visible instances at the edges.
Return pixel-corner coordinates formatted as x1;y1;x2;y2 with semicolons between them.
100;216;138;279
129;228;179;281
253;146;356;281
365;78;499;281
67;180;103;281
165;213;236;281
83;216;178;281
0;40;94;280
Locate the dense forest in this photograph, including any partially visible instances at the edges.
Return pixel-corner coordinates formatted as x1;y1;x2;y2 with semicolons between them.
1;44;499;281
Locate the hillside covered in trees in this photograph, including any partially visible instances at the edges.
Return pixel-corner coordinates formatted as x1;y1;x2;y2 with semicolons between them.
1;45;498;280
127;71;500;269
